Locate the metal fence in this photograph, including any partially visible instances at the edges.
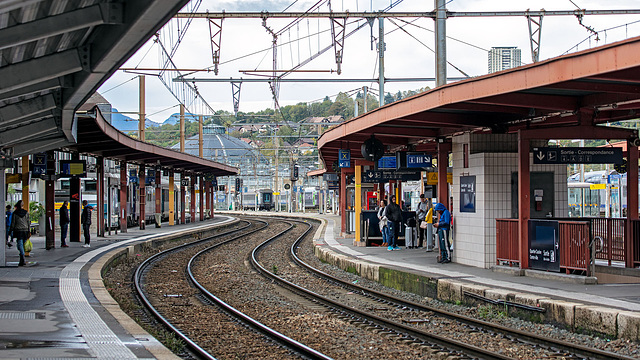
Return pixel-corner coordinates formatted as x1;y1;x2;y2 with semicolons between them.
496;219;590;274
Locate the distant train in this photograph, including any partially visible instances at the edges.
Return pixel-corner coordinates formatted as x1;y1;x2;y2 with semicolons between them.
241;189;274;211
568;170;636;217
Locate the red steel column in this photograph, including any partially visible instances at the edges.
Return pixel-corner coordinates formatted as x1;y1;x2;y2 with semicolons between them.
190;174;196;222
518;132;530;270
437;142;451;206
97;156;104;237
340;168;347;234
139;164;146;230
155;167;161;228
119;162;127;232
626;140;638;268
199;175;204;221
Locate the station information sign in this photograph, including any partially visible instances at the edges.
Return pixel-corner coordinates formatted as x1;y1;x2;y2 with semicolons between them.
533;147;623;164
377;155;396;169
361;169;421;183
406;153;432;168
338;149;351;168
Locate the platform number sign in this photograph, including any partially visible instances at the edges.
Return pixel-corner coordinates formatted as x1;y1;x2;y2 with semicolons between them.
339;149;350;168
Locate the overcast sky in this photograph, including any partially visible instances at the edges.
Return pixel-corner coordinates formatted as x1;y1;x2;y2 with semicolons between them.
96;0;640;123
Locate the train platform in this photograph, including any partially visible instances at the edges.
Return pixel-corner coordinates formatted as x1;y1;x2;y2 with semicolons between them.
2;211;640;360
305;213;640;340
0;216;234;360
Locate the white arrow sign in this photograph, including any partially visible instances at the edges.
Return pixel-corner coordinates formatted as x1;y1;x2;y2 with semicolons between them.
536;151;545;161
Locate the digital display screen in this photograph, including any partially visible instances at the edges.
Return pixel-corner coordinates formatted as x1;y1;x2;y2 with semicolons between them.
60;160;86;177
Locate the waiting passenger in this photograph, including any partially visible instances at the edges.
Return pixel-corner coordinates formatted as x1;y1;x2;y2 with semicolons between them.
377;200;389;247
385;195;402;251
434;202;451;263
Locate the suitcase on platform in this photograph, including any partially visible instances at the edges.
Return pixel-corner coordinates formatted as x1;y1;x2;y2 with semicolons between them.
405;226;417;248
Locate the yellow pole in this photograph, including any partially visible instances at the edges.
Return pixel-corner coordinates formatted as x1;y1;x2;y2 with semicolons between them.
169;172;175;226
355;165;362;244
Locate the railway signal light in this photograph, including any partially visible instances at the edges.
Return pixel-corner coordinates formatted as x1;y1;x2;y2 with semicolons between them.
235;178;241;192
291;163;299;181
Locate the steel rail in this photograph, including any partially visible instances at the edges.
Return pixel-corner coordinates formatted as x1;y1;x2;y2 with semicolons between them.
250;218;513;360
288;232;635;360
133;219;259;360
188;217;334;360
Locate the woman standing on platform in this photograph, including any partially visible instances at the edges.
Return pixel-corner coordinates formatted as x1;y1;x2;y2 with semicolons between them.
59;201;69;248
377;199;389;247
9;200;29;266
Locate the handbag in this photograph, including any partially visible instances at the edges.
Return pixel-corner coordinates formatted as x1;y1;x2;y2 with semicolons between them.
24;238;33;253
419;221;429;229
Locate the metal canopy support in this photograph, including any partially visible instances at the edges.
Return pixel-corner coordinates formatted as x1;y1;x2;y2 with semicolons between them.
435;0;447;87
0;95;57;127
208;18;223;75
0;4;117;51
330;13;346;75
0;118;59;146
378;17;385;106
0;50;82;96
232;81;241;116
527;12;543;62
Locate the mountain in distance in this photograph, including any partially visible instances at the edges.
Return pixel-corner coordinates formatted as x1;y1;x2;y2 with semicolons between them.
110;108;161;132
162;112;199;126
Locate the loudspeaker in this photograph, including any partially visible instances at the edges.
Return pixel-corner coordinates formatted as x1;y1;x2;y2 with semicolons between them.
361;135;384;162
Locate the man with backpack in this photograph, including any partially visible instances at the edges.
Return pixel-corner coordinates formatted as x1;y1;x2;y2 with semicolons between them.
385;195;402;251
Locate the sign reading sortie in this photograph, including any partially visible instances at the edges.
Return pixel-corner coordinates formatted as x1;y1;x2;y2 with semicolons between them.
532;147;623;165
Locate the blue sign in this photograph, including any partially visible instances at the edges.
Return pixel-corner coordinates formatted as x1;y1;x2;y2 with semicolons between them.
378;155;396;169
406;153;432;168
32;153;47;175
339;149;351;168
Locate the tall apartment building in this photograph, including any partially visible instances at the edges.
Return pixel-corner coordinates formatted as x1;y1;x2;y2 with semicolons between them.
488;47;521;73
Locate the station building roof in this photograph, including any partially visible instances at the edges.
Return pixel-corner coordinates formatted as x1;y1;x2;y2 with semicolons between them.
67;98;237;177
0;0;189;159
318;35;640;166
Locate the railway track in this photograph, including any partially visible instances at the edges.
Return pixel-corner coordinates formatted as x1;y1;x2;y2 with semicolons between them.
249;217;635;360
133;217;333;359
105;215;639;359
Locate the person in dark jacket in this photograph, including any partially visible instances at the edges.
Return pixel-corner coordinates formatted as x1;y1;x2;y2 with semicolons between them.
434;202;452;263
81;200;92;248
385;195;402;251
59;201;69;248
9;200;29;266
5;204;13;247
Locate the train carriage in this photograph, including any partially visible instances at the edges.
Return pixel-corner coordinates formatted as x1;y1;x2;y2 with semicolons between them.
241;189;274;211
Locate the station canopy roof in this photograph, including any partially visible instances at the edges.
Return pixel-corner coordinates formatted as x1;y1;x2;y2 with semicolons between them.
318;36;640;166
66;96;237;177
0;0;190;159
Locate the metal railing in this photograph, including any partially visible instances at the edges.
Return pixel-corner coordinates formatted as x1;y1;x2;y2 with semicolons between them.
496;219;590;274
590;218;626;265
496;219;519;267
558;221;590;275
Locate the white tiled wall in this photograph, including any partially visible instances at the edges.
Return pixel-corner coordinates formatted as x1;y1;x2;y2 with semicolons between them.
451;134;568;268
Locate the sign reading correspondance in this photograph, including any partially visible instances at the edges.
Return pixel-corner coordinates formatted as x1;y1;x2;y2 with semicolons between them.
361;169;421;183
532;147;623;164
